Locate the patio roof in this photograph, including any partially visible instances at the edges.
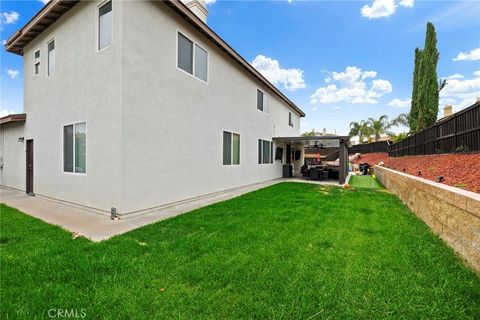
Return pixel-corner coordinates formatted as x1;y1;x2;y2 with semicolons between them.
273;136;351;147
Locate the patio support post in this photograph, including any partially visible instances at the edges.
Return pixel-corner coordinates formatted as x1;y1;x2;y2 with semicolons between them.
339;139;348;184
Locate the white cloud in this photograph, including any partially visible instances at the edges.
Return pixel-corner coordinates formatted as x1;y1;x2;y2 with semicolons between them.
361;0;414;19
252;55;306;91
1;11;19;25
447;74;464;80
205;0;216;5
0;109;17;117
1;39;6;46
453;48;480;61
361;0;396;19
388;98;411;107
440;70;480;110
399;0;414;8
333;106;341;110
6;69;20;79
310;66;392;104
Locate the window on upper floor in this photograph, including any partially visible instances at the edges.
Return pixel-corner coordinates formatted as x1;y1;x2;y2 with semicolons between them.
257;90;269;114
223;131;240;165
63;122;87;174
289;112;293;127
98;1;112;51
34;50;40;75
258;139;273;164
177;32;208;82
47;39;55;76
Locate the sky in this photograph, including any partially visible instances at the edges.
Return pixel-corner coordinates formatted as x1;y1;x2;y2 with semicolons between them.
1;0;479;136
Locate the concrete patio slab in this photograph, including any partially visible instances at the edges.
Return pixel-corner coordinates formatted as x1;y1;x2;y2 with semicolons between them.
0;178;342;242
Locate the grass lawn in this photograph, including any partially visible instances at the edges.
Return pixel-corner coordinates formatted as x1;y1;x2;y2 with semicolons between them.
349;175;383;189
1;183;479;319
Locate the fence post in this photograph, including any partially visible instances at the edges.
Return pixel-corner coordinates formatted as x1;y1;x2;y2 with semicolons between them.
454;112;457;152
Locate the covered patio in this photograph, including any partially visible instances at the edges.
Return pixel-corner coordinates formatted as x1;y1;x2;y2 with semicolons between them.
273;136;351;184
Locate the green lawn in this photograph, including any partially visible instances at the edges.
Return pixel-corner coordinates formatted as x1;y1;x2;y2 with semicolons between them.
1;183;479;319
349;175;384;189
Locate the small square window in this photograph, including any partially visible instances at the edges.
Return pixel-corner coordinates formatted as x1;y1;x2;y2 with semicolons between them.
47;40;55;76
33;50;40;75
258;139;273;164
98;1;112;50
223;131;240;165
257;90;269;114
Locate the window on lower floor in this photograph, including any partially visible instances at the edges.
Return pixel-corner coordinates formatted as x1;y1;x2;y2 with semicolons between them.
63;122;86;173
258;139;273;164
223;131;240;165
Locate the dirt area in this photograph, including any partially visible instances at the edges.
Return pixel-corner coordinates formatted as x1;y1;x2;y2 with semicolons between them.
353;152;480;194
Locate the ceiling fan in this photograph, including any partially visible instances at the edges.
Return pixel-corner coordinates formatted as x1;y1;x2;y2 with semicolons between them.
313;142;326;149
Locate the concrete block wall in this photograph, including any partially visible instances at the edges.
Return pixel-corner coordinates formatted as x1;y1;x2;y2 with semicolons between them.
374;165;480;271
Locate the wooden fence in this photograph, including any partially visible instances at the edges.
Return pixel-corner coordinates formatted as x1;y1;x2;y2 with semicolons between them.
349;141;391;154
389;101;480;157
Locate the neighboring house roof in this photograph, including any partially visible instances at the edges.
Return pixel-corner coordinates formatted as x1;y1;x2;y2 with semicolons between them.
5;0;305;117
0;113;27;125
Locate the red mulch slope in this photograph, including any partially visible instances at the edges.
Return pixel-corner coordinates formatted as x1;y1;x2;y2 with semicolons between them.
353;152;480;194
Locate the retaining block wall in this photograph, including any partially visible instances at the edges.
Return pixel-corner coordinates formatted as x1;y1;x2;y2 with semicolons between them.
374;165;480;271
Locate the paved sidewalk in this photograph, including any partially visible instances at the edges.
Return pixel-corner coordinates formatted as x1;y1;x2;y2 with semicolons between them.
0;178;342;242
1;180;279;241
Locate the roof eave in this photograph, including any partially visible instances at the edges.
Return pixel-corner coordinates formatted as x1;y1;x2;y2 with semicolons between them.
4;0;306;118
0;113;27;125
5;0;79;56
163;0;305;117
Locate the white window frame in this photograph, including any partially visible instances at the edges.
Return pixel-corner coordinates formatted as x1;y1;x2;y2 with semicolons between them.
62;121;87;175
96;0;113;53
257;89;269;115
33;49;40;76
176;30;209;84
222;130;240;166
258;139;273;164
46;38;55;77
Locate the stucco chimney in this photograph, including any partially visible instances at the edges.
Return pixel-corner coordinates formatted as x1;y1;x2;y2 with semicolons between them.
443;105;453;117
182;0;209;23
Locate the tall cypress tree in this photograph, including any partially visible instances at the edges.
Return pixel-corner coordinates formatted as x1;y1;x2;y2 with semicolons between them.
409;48;422;132
417;22;439;129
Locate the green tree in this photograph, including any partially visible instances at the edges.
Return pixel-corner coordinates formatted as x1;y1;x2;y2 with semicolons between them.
349;120;373;143
409;48;422;132
302;128;316;137
417;22;439;130
391;113;410;128
367;115;393;141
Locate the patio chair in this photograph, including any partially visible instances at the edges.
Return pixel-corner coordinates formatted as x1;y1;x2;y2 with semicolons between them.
309;167;320;180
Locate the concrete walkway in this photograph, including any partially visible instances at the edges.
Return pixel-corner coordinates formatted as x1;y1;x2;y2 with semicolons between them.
0;178;342;242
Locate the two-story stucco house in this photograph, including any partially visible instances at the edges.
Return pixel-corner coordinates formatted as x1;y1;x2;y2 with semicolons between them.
1;0;317;216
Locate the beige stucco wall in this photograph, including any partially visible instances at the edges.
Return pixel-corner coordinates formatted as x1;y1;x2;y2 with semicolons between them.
374;165;480;271
117;1;301;213
16;0;124;211
0;123;26;191
2;1;302;213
